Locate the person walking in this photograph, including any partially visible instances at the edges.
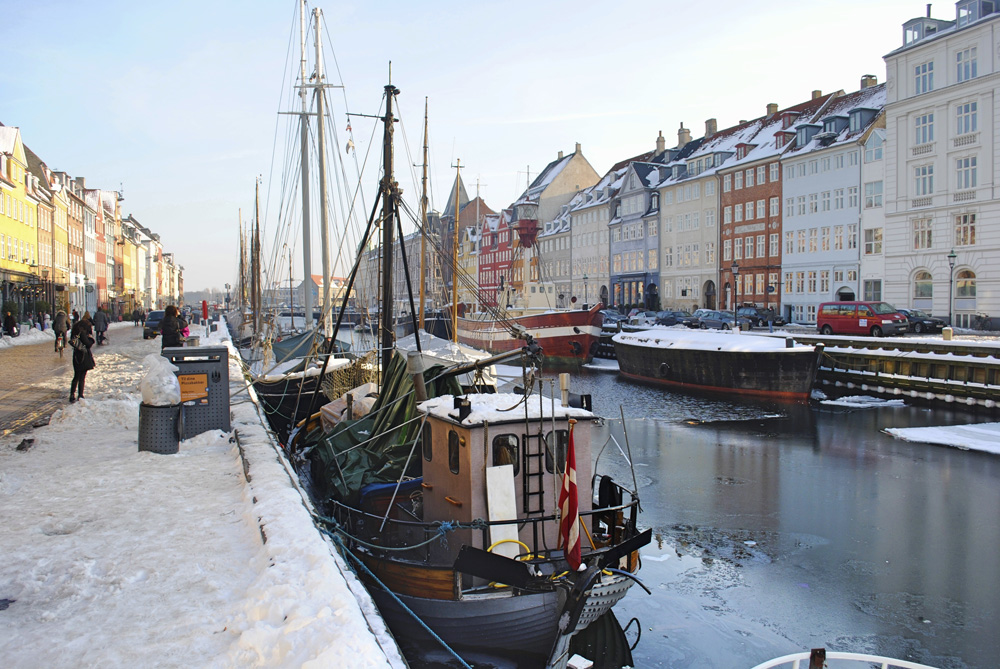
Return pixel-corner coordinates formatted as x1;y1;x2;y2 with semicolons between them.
93;306;110;345
53;310;69;352
69;311;96;403
3;311;16;337
159;305;187;350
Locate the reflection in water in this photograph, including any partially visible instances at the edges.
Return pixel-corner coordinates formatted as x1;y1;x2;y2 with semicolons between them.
540;367;1000;669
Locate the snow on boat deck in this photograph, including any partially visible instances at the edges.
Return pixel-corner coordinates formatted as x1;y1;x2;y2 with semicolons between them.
0;321;403;668
612;326;815;351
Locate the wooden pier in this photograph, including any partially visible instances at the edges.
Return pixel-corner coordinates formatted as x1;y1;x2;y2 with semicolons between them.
791;333;1000;410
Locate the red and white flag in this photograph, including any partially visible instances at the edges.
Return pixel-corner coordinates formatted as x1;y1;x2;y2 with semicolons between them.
558;423;581;571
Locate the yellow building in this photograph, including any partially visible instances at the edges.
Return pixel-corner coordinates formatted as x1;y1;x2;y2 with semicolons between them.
0;126;40;319
51;180;71;312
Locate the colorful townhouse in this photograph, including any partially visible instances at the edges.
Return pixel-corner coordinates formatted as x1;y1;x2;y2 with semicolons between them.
0;126;39;319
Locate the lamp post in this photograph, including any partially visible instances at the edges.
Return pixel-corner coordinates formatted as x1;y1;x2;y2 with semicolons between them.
731;261;740;311
583;274;588;309
225;283;231;312
947;248;957;326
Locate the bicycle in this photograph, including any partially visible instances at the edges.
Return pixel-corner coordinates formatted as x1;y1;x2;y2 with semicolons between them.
55;331;66;357
970;312;993;331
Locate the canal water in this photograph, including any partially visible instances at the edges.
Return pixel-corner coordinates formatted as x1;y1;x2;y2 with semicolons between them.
562;365;1000;669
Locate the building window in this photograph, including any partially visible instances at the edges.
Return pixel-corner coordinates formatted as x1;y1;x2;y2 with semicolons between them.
756;199;765;219
745;168;754;188
648;221;657;237
724;206;732;224
915;61;934;94
956;47;977;82
956;156;977;190
809;228;818;253
770;233;779;257
864;228;883;255
705;208;716;227
734;237;743;260
648;249;657;270
797;229;806;253
769;163;778;182
914;114;934;145
784;231;794;254
848;225;858;250
769;197;778;217
808;194;818;214
757;234;765;258
863;279;882;302
650;193;659;210
848;186;859;209
821;226;830;251
745;236;754;259
820;191;830;212
785;197;794;217
734;172;743;189
956;101;978;134
913;218;933;249
785;165;795;180
723;239;731;261
797;196;806;216
914;165;934;196
734;205;743;223
914;270;933;299
956;269;976;298
705;181;715;196
745;202;754;220
864;181;882;209
723;174;731;192
955;213;976;246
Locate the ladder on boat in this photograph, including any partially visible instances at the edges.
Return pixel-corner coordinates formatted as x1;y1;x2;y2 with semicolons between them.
522;432;546;515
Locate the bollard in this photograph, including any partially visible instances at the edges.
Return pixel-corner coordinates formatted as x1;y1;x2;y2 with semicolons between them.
942;326;953;341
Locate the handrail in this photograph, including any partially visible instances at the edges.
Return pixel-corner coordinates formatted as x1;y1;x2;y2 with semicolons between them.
749;650;940;669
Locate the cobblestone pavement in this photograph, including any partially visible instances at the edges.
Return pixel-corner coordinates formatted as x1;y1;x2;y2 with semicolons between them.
0;324;146;436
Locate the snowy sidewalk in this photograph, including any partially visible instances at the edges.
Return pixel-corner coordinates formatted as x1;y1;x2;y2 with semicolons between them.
0;321;403;668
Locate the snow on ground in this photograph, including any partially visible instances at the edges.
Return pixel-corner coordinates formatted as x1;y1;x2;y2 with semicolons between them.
0;319;402;668
0;320;132;349
884;422;1000;455
818;395;907;409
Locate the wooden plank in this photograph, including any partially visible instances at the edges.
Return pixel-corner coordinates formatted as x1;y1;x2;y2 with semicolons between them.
357;553;458;600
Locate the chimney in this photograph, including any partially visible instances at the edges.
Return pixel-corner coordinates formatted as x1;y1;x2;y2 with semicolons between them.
812;90;822;100
927;3;931;17
558;150;564;159
677;123;691;149
76;176;86;190
575;142;581;154
861;74;878;89
705;118;717;137
655;130;666;156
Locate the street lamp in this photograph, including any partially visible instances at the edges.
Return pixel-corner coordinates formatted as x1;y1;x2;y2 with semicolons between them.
583;274;588;309
947;248;957;326
225;283;231;311
731;261;740;311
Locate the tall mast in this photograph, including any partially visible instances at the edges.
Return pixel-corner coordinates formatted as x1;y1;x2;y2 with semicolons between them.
418;97;429;330
451;159;461;342
379;76;400;366
253;180;261;333
238;210;244;310
298;0;313;328
314;8;332;339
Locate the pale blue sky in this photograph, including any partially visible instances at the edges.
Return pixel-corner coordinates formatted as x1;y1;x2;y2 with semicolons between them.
1;0;930;291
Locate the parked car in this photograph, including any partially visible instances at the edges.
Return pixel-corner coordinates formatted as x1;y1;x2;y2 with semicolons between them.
627;310;661;327
698;310;752;331
655;310;691;326
143;310;165;339
681;309;712;328
897;308;947;334
816;301;908;337
600;309;625;325
736;306;787;327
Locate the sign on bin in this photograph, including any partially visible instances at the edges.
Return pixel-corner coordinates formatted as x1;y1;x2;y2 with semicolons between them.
179;374;209;403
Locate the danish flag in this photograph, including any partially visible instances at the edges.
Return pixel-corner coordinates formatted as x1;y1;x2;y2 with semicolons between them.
558;421;581;571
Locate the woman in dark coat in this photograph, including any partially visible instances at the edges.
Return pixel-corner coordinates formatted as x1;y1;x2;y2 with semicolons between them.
159;305;187;350
69;311;96;403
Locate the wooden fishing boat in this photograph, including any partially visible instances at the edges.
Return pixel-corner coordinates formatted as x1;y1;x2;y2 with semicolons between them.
613;327;822;400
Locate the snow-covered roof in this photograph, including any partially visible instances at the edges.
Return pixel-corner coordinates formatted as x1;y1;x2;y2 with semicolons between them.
722;94;837;169
782;84;886;158
419;392;593;426
0;126;20;154
514;152;575;205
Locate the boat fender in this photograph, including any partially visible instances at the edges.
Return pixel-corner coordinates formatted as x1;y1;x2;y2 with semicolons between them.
570;341;583;355
659;362;670;377
573;326;581;334
559;565;603;635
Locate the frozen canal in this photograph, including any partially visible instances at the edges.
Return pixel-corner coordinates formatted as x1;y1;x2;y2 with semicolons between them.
564;366;1000;669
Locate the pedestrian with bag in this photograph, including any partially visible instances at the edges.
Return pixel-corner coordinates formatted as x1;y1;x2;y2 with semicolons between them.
2;311;16;338
69;311;96;403
159;305;187;350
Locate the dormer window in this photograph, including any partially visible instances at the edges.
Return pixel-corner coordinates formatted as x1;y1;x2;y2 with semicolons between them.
650;193;660;210
957;0;995;26
781;112;799;129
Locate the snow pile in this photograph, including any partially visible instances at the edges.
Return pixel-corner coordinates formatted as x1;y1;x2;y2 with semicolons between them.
820;395;906;408
0;326;52;349
613;327;814;352
420;392;593;425
140;354;181;406
885;422;1000;455
0;316;403;668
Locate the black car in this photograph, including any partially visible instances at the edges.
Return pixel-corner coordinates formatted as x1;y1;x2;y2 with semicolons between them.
143;310;165;339
898;308;947;334
681;309;711;328
655;310;691;326
736;307;787;327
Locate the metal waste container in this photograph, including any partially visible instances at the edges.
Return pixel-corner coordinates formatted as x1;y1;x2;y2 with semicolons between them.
138;403;181;454
161;345;231;439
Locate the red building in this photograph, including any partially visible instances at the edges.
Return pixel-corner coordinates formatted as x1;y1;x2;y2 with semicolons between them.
477;209;515;308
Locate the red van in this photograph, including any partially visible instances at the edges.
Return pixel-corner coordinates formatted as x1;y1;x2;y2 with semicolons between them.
816;301;909;337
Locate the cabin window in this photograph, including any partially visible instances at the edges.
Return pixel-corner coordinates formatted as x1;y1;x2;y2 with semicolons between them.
544;429;569;474
421;423;433;462
448;430;460;474
492;434;519;475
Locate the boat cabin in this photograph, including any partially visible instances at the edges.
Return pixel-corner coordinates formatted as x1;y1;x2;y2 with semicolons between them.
417;393;595;562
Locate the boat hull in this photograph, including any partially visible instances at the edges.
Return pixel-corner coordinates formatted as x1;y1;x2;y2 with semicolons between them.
457;305;603;366
614;332;820;399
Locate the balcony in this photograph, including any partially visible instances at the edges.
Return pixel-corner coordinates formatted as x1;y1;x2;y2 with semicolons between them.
911;197;932;208
953;132;979;148
911;143;934;156
953;190;976;202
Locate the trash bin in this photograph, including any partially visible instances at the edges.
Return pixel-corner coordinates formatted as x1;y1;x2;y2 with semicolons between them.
161;346;230;439
185;336;201;347
138;403;181;454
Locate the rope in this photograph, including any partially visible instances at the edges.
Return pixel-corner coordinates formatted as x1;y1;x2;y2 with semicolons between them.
325;529;473;669
315;514;486;553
